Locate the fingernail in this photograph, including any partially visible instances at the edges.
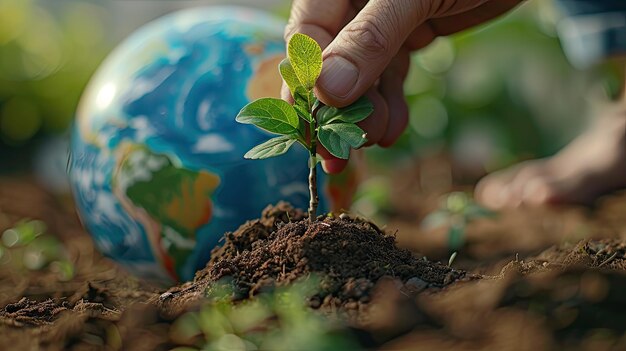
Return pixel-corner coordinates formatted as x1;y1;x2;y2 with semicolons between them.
318;56;359;98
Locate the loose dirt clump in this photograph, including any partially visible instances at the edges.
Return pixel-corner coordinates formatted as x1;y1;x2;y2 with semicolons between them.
0;298;70;326
159;202;468;316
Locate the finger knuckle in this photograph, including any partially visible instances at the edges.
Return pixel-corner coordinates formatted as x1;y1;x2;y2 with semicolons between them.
342;18;392;60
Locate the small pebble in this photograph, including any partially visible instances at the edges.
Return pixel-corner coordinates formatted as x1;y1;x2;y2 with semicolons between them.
159;292;173;301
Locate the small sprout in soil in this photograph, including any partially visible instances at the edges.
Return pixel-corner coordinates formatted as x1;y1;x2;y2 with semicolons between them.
448;252;458;267
421;192;496;251
0;218;75;280
236;33;373;222
2;219;46;247
49;260;75;282
171;277;357;350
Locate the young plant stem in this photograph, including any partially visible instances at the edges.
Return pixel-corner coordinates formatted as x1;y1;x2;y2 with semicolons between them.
308;153;318;222
308;107;318;223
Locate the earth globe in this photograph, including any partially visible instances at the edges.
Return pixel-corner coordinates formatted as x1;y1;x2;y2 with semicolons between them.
69;6;358;283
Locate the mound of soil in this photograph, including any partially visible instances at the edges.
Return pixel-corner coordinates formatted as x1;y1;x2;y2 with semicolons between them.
158;202;468;316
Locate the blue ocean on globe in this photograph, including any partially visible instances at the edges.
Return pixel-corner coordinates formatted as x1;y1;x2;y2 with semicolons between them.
68;6;333;283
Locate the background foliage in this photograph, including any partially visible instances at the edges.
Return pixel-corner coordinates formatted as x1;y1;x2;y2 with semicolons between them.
0;0;618;188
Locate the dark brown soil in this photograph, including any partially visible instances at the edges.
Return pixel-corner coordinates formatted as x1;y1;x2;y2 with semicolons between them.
158;202;468;317
389;238;626;351
385;157;626;276
3;177;626;350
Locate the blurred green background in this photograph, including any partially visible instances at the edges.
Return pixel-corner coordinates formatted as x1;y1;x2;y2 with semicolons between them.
0;0;619;194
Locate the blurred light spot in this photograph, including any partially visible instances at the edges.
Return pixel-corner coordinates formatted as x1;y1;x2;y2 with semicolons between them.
533;0;559;37
1;229;20;247
409;96;448;138
216;334;246;351
416;37;455;74
23;249;46;270
404;60;434;96
451;120;507;174
18;7;64;79
352;176;391;219
28;219;46;237
0;0;28;44
0;98;41;143
96;82;117;110
448;57;500;106
64;3;107;49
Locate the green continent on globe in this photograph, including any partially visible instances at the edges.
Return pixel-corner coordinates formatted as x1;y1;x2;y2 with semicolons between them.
113;143;220;279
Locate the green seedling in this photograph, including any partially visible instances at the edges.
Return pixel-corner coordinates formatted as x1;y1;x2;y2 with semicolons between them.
169;277;357;351
0;218;75;281
421;192;496;251
236;33;373;222
448;252;458;267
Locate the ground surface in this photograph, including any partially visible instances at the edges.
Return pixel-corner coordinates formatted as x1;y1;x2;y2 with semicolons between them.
2;176;626;350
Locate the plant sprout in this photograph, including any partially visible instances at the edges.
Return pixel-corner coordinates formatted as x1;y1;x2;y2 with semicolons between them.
421;192;496;251
169;277;358;350
236;33;373;222
0;218;75;281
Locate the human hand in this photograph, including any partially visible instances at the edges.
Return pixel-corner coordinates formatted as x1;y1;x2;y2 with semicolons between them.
283;0;523;173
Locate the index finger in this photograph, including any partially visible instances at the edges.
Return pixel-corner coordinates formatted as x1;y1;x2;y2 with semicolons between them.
284;0;352;49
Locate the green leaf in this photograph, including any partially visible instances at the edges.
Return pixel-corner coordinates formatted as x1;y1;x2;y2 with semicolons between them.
317;123;367;159
279;58;303;97
288;33;322;89
244;135;297;159
317;106;339;125
293;104;312;123
312;98;322;112
236;98;301;136
317;96;374;125
293;87;308;107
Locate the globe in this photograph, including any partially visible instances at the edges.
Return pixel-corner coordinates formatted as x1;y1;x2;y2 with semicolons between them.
69;6;357;283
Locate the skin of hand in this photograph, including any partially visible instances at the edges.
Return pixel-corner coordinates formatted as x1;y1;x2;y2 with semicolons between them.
283;0;523;173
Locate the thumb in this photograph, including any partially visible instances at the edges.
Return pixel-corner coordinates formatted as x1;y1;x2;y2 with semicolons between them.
315;0;420;107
